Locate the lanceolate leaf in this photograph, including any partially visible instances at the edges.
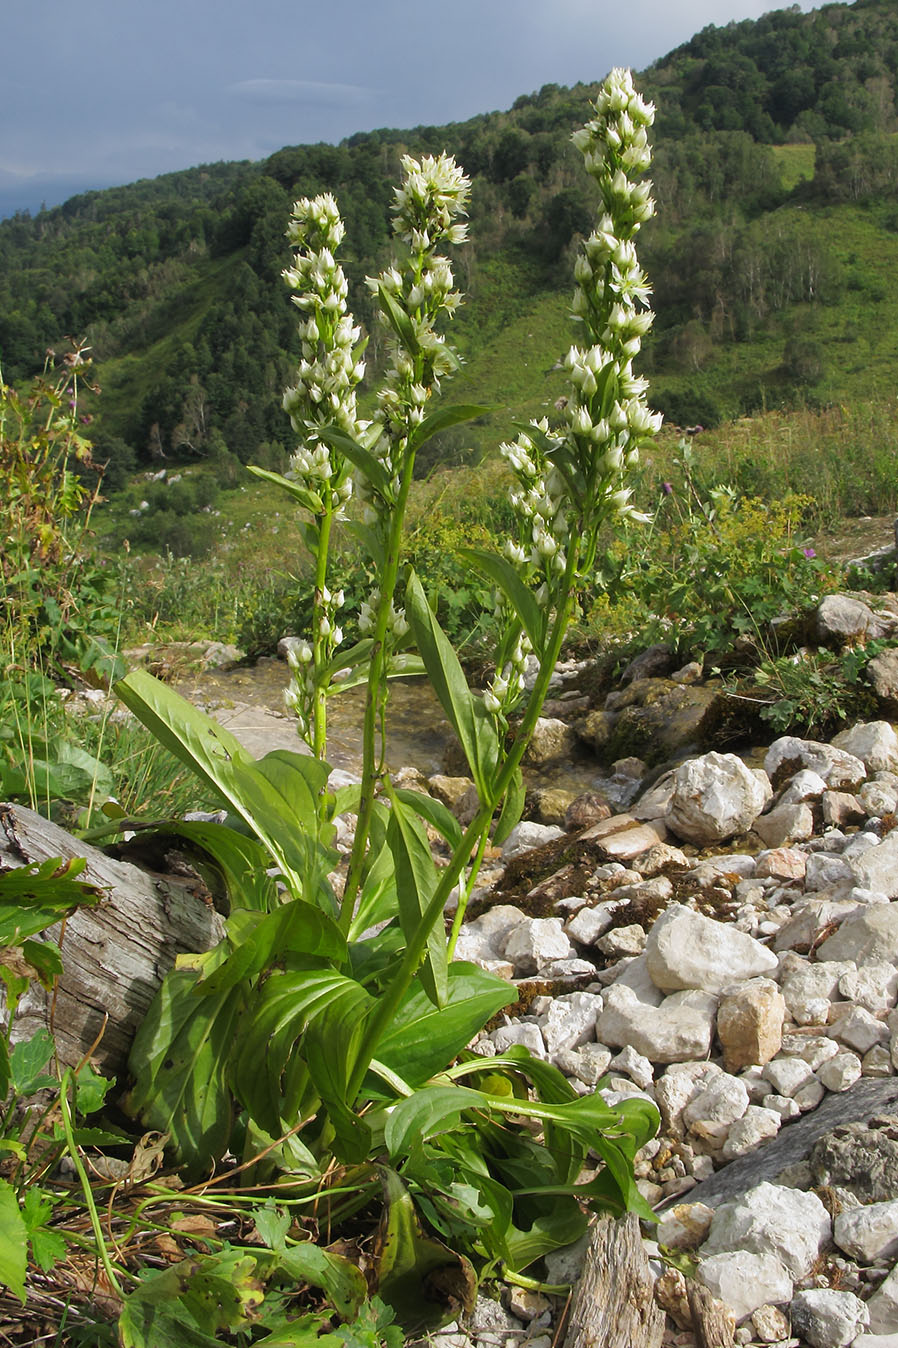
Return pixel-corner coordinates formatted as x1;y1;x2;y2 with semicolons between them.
0;855;99;946
115;672;335;898
394;788;463;850
317;424;392;498
372;963;516;1089
459;547;546;654
125;968;239;1175
246;465;324;516
405;571;498;798
376;283;420;356
492;766;525;848
407;404;493;455
386;794;447;1008
232;970;375;1138
195;900;346;996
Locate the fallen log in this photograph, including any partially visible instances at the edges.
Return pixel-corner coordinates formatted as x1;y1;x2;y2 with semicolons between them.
1;802;225;1078
562;1211;665;1348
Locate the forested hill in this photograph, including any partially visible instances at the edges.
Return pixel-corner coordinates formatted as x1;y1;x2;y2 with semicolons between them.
3;0;898;487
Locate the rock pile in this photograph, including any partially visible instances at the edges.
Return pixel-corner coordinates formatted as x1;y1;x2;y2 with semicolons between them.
428;717;898;1348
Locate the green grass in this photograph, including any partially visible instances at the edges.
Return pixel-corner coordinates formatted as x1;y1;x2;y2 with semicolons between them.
771;142;816;191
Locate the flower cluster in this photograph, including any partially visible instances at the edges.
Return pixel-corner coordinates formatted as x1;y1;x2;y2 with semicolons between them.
281;193;365;511
361;154;470;500
499;67;661;611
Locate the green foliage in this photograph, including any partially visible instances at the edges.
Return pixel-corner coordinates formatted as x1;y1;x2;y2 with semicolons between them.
620;446;837;662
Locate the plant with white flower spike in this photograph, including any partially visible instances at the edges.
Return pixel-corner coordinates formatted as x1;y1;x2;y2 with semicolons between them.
249;193;366;773
115;77;663;1329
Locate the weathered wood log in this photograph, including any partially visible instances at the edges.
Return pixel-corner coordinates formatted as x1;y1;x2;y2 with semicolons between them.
562;1212;665;1348
1;802;225;1078
687;1280;736;1348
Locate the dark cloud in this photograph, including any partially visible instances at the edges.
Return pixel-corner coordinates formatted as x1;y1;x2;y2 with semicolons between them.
1;0;824;216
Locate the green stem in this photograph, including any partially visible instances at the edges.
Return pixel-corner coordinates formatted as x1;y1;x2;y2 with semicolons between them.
311;505;334;770
348;542;581;1097
57;1072;125;1298
341;447;416;927
446;825;490;960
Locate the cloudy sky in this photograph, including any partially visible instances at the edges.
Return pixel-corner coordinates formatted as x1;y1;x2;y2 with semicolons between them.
3;0;824;217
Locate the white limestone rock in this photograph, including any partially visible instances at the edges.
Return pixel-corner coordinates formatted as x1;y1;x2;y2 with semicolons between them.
454;905;528;964
595;983;718;1063
656;1202;715;1251
754;801;816;847
721;1105;782;1160
762;1056;818;1098
832;721;898;774
491;1022;546;1059
665;752;771;845
817;1051;863;1093
537;991;602;1058
848;833;898;901
502;917;574;975
834;1199;898;1264
700;1181;831;1278
645;902;778;994
839;962;898;1015
695;1250;792;1322
500;821;565;859
866;1264;898;1336
683;1073;750;1143
829;1005;890;1055
765;736;866;790
789;1288;870;1348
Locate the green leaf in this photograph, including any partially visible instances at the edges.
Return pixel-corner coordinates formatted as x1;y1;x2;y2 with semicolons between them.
407;404;493;456
303;987;374;1164
231;970;374;1139
376;284;420;357
384;1083;487;1159
142;820;278;913
373;963;516;1089
20;939;62;989
0;855;98;946
394;788;463;850
373;1169;477;1332
317;424;392;499
247;464;324;515
73;1060;114;1116
405;571;498;798
276;1243;367;1320
125;969;239;1175
197;900;346;996
9;1029;55;1096
492;767;525;848
386;794;447;1009
22;1189;65;1273
459;547;546;654
115;672;335;897
0;1179;27;1303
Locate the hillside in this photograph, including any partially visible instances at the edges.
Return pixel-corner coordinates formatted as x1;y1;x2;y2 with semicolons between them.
2;0;898;489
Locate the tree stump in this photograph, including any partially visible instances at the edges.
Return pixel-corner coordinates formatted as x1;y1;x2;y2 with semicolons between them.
1;803;225;1078
562;1211;665;1348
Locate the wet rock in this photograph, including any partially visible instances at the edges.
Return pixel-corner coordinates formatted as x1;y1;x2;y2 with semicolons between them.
644;902;778;995
621;643;675;683
563;791;612;831
524;716;579;766
666;752;771;845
